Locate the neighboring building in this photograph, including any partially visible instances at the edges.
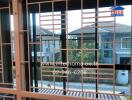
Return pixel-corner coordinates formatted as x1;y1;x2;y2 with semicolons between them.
33;26;61;62
12;26;61;62
69;22;131;64
12;23;131;64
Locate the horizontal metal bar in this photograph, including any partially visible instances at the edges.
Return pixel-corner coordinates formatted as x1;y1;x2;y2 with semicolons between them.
98;68;114;71
41;71;114;76
38;63;130;70
0;43;12;45
98;26;115;28
53;48;98;51
28;42;40;45
98;10;112;13
82;10;111;14
83;16;114;19
0;88;130;98
30;87;66;91
82;25;114;29
42;75;68;78
20;91;96;100
27;0;66;5
82;11;95;14
83;77;113;80
40;19;66;21
98;64;114;66
0;7;9;10
67;90;131;96
36;34;60;36
0;83;14;85
40;23;66;26
40;14;67;17
41;70;54;73
68;33;95;35
41;66;68;69
39;28;67;30
98;21;115;23
82;21;114;24
82;22;95;24
20;30;29;32
0;95;15;99
82;73;114;76
20;61;29;63
43;67;67;69
0;88;17;94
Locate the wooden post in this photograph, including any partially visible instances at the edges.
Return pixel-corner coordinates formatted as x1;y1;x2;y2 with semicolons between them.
12;0;25;99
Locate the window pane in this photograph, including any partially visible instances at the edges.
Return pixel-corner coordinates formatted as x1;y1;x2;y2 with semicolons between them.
122;38;131;48
104;50;113;58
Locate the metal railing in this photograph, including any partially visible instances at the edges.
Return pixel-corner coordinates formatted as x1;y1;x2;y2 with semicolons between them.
0;0;131;100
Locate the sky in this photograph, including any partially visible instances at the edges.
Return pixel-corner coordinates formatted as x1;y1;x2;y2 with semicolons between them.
67;5;131;32
116;5;131;25
11;5;131;32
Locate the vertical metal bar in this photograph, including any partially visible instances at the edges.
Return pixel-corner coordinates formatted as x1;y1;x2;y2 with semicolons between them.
0;9;4;83
130;39;132;96
39;2;43;90
29;13;33;92
66;0;69;91
0;6;12;85
113;0;116;94
95;0;99;98
130;5;132;100
81;0;84;97
26;0;32;92
22;0;30;92
27;12;33;92
32;13;38;92
9;3;15;88
52;1;55;90
61;11;67;95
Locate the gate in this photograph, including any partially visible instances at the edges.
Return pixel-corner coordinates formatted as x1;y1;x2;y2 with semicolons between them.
0;0;131;100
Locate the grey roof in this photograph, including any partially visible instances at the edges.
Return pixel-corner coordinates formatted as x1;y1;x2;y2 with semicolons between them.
11;26;54;37
70;22;131;34
36;26;53;35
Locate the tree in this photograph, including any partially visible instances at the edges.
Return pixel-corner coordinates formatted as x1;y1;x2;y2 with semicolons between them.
68;40;95;63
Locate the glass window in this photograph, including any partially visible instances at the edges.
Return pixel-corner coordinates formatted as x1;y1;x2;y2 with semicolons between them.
104;50;112;57
47;56;49;62
46;48;49;52
31;44;40;52
103;37;113;49
122;37;131;49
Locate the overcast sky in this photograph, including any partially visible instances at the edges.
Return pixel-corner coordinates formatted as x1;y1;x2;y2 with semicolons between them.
11;5;131;32
67;5;131;32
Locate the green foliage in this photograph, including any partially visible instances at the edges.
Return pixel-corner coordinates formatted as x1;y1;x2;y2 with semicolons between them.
68;50;81;62
68;40;104;63
38;39;105;82
41;68;63;82
126;96;130;100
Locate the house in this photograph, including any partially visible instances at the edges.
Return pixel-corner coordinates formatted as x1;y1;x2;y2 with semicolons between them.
32;26;61;62
69;22;131;64
12;23;130;64
12;26;61;62
29;23;131;64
